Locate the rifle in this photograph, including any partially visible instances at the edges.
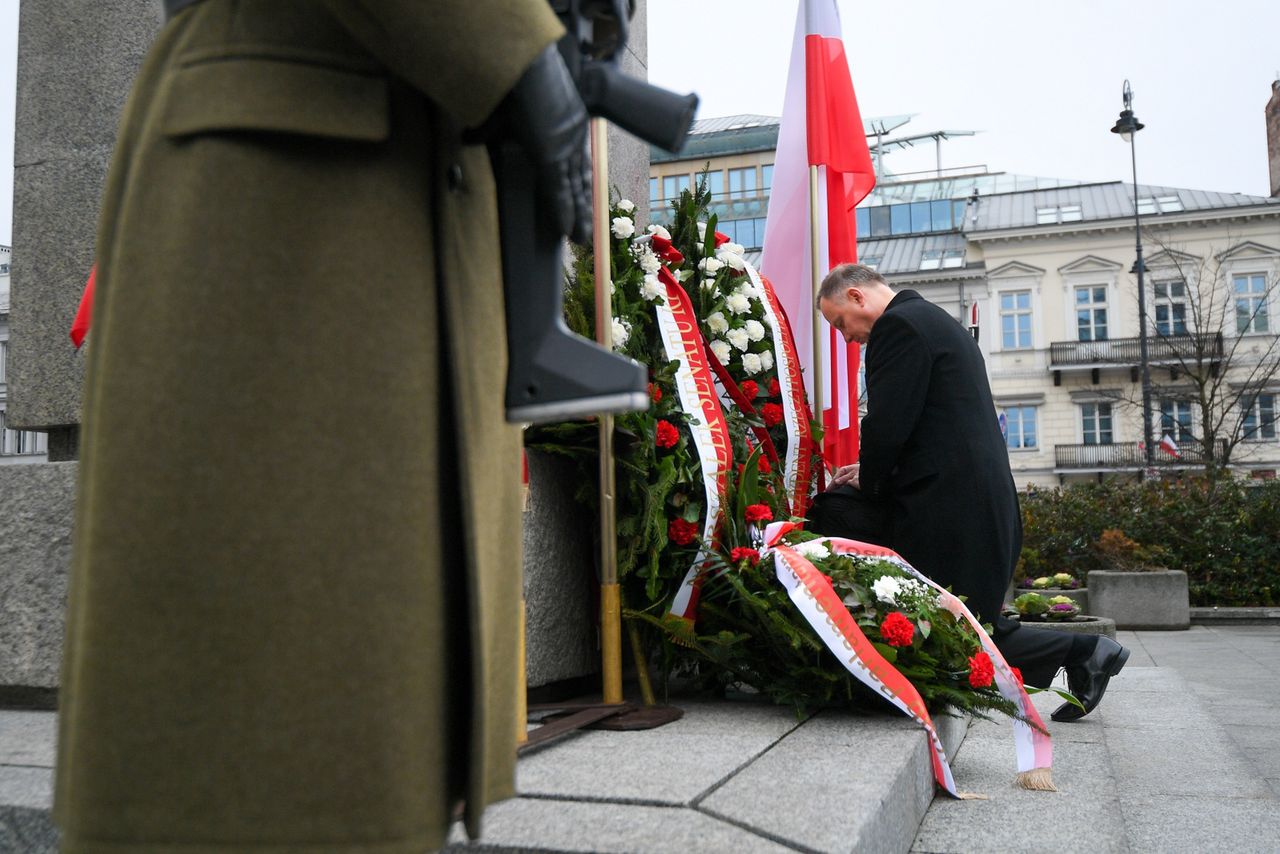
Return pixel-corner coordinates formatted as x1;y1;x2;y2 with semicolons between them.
493;0;697;423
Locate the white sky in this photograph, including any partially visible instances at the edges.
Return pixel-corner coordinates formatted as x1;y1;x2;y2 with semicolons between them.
648;0;1280;198
1;0;1278;245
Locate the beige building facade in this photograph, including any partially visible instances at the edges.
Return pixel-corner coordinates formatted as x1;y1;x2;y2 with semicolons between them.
651;114;1280;488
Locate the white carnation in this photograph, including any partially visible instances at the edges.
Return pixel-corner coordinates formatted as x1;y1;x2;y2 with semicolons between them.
699;256;725;276
616;199;635;213
726;328;750;351
611;317;631;349
706;311;729;334
760;350;774;371
709;339;732;364
720;241;745;257
741;352;763;375
871;575;903;606
637;246;661;274
744;320;766;342
794;540;831;560
647;223;672;240
611;216;635;239
726;293;752;315
641;275;664;301
718;249;746;271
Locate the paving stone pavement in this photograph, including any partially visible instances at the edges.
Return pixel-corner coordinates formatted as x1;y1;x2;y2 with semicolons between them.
912;626;1280;854
3;626;1278;853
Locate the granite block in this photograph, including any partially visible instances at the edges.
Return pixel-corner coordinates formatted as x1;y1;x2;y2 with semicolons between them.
0;805;58;854
0;463;77;690
518;701;802;805
1087;570;1190;630
1105;724;1269;799
446;798;793;853
0;711;57;767
522;451;597;688
0;766;52;811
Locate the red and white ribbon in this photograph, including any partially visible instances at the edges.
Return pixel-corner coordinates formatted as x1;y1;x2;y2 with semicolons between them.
747;264;814;515
655;267;734;621
762;522;1052;796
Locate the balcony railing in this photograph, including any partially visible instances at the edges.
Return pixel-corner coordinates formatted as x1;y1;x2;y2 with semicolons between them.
1055;439;1229;470
1049;332;1223;368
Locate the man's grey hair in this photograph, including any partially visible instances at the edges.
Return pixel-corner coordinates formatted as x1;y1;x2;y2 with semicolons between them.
816;263;888;309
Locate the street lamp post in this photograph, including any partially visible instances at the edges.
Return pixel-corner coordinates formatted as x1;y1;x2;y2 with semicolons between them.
1111;80;1155;477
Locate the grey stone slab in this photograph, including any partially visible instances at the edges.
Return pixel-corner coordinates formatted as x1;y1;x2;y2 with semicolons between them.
0;766;52;811
0;711;57;767
1088;571;1189;630
1269;778;1280;799
1119;793;1280;853
518;701;802;805
521;451;597;688
0;463;76;690
0;806;58;854
446;798;793;853
1106;724;1269;799
1095;685;1217;731
701;713;946;854
913;740;1124;854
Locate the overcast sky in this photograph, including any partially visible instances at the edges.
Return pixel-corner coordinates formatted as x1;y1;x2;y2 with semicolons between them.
2;0;1278;245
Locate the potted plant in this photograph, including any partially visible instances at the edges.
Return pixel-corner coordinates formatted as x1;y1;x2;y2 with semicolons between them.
1009;592;1116;639
1086;529;1189;630
1008;548;1089;613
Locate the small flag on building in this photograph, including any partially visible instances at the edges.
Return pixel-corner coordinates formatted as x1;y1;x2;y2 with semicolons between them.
1159;434;1180;458
70;265;95;349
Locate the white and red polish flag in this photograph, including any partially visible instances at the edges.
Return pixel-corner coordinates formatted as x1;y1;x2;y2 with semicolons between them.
760;0;876;470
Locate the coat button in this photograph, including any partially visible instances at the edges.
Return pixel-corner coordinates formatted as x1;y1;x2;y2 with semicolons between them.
447;164;463;191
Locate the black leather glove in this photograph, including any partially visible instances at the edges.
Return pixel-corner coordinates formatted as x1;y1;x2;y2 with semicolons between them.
505;45;593;246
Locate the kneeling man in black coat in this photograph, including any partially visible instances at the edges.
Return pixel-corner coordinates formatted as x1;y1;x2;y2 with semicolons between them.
812;263;1128;721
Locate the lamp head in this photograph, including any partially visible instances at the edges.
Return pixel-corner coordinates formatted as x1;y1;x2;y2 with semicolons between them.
1110;80;1144;142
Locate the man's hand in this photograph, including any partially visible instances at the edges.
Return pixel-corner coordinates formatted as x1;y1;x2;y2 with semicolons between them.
505;46;593;245
830;463;860;490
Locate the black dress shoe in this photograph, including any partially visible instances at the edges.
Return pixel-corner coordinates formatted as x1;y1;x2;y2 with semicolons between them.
1050;636;1130;722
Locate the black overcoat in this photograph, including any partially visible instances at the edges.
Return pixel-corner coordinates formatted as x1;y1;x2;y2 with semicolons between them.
859;290;1021;627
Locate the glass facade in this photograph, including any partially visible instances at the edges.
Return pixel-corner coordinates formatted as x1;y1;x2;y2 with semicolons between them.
856;198;967;239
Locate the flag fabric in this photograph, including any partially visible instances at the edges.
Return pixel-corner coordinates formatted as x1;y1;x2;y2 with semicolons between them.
70;265;96;349
1159;434;1180;458
760;0;877;470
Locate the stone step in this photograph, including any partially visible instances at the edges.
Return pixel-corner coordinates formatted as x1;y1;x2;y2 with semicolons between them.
0;710;58;854
447;699;967;854
912;665;1276;853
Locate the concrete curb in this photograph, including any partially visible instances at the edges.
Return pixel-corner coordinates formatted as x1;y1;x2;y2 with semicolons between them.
1190;606;1280;625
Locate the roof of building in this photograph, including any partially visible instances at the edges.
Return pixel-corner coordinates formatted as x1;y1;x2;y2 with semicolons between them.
651;113;915;164
858;232;972;276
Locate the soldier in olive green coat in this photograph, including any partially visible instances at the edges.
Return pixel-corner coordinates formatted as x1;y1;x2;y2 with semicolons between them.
55;2;565;850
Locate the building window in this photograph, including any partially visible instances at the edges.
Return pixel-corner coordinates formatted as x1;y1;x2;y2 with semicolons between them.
761;164;773;193
728;167;757;199
1004;405;1038;450
1153;280;1188;336
1159;399;1193;442
0;410;48;457
1157;195;1183;212
1137;198;1156;215
1234;273;1269;334
920;250;942;270
1059;204;1082;222
0;340;6;385
860;255;881;270
1075;285;1108;342
1036;207;1057;225
1000;291;1032;349
662;174;690;202
1242;393;1277;441
942;249;965;269
1081;402;1113;445
649;176;659;205
1036;205;1081;224
703;169;725;200
718;216;768;250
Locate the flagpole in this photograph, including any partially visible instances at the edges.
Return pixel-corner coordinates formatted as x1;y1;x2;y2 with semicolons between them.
808;164;824;459
591;117;624;706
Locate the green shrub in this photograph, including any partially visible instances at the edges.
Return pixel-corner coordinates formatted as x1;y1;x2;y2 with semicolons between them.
1020;480;1280;607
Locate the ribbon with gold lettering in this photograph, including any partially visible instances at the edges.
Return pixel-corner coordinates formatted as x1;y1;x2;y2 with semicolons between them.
655;266;734;622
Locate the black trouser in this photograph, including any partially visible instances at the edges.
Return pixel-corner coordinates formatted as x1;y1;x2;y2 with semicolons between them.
993;624;1098;689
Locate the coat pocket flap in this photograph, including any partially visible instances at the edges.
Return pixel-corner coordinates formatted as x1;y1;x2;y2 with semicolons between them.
161;57;390;142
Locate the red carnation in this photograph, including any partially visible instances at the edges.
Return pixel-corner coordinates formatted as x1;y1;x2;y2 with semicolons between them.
668;518;698;546
744;503;773;523
1010;666;1024;687
757;455;772;474
761;402;784;427
655;420;680;449
740;380;759;400
968;652;995;688
648;382;662;402
880;612;915;647
729;546;760;566
714;230;730;247
768;378;781;397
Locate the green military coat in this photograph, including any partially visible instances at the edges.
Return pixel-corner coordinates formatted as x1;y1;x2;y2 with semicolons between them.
55;2;562;851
